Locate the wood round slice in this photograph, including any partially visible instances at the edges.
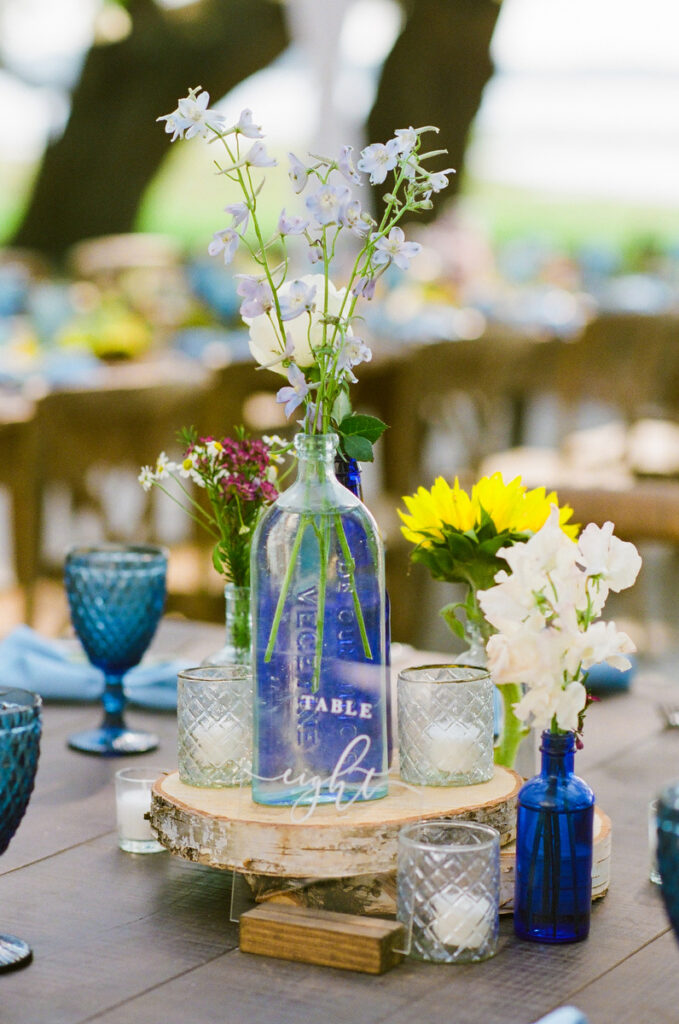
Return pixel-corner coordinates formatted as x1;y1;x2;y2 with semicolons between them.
150;766;522;878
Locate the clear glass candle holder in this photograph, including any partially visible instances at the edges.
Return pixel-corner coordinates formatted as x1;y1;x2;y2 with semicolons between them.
177;665;252;788
115;766;166;854
397;665;494;786
397;820;500;963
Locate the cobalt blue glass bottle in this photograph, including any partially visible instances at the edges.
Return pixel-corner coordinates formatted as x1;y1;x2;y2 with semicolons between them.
251;433;389;806
514;730;594;943
335;453;393;766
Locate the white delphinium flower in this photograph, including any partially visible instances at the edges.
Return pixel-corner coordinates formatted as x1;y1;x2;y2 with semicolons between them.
276;364;317;418
244;141;276;168
224;202;250;231
357;139;400;184
246;275;346;375
372;226;422;271
157;88;224;141
279;279;317;322
305;184;350;227
208;228;239;265
288;153;309;194
234;108;263;139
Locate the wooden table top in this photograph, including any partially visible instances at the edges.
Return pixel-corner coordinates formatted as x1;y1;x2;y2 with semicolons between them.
2;618;679;1024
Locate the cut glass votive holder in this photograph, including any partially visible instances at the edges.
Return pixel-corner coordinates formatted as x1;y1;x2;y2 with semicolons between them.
397;665;494;786
397;819;500;963
177;665;252;787
115;766;166;854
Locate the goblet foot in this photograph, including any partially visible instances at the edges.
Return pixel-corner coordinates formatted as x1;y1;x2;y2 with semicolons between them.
0;934;32;973
68;726;159;757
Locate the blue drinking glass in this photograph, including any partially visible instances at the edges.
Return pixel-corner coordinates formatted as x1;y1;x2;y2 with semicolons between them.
0;688;42;972
656;781;679;938
64;544;168;756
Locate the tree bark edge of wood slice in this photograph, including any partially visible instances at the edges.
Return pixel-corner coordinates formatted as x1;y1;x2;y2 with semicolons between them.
150;766;521;878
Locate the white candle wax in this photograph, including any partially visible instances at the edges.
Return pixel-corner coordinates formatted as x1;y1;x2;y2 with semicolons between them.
430;890;493;949
190;719;245;769
117;787;154;841
425;721;479;774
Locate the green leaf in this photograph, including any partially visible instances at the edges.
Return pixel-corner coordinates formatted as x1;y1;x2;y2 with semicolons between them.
342;433;374;462
339;413;388;444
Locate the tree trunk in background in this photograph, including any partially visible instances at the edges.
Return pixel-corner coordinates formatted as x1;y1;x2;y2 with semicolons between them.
10;0;288;264
368;0;502;221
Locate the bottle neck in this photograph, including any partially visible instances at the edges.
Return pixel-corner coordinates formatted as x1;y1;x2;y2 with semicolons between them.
294;433;339;487
540;730;575;776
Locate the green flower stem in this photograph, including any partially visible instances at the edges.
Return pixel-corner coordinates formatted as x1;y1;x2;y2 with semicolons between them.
264;515;309;662
311;519;329;692
494;683;529;768
335;513;372;659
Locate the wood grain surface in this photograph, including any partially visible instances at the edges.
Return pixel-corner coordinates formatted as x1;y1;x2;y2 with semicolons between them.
1;619;678;1024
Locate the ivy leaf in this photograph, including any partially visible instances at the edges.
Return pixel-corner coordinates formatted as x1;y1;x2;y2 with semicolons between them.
342;433;374;462
339;414;388;444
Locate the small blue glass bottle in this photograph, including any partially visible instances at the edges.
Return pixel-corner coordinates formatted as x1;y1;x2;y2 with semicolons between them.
514;730;594;943
251;434;389;807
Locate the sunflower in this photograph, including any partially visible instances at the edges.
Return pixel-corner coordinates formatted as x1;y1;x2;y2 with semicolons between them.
398;472;578;641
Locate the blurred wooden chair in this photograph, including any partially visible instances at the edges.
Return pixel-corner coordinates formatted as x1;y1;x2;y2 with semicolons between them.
553;312;674;433
33;360;214;580
0;396;39;623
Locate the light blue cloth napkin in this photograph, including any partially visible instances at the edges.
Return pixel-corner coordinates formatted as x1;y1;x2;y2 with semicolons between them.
0;625;191;710
532;1008;589;1024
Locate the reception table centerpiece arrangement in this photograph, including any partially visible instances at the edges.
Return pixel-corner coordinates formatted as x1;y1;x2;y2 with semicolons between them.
139;428;283;664
398;473;577;767
157;88;452;806
477;507;641;941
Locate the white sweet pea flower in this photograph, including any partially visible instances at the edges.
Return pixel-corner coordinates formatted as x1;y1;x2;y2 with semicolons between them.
246;275;346;376
554;680;588;733
245;141;277;167
357;139;400;184
512;682;561;733
235;108;264;139
372;226;422;271
305;184;350;227
208;228;239;265
279;279;317;322
577;521;642;594
576;619;636;673
288;153;309;194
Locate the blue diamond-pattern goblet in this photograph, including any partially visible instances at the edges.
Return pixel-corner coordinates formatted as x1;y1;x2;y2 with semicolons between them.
64;545;168;756
0;688;42;972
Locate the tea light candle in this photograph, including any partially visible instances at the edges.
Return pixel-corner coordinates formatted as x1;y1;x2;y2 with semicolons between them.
191;719;245;770
425;721;479;774
114;767;165;854
117;787;154;842
430;890;493;950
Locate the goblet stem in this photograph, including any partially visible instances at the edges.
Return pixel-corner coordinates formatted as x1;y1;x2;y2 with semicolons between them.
101;672;126;730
